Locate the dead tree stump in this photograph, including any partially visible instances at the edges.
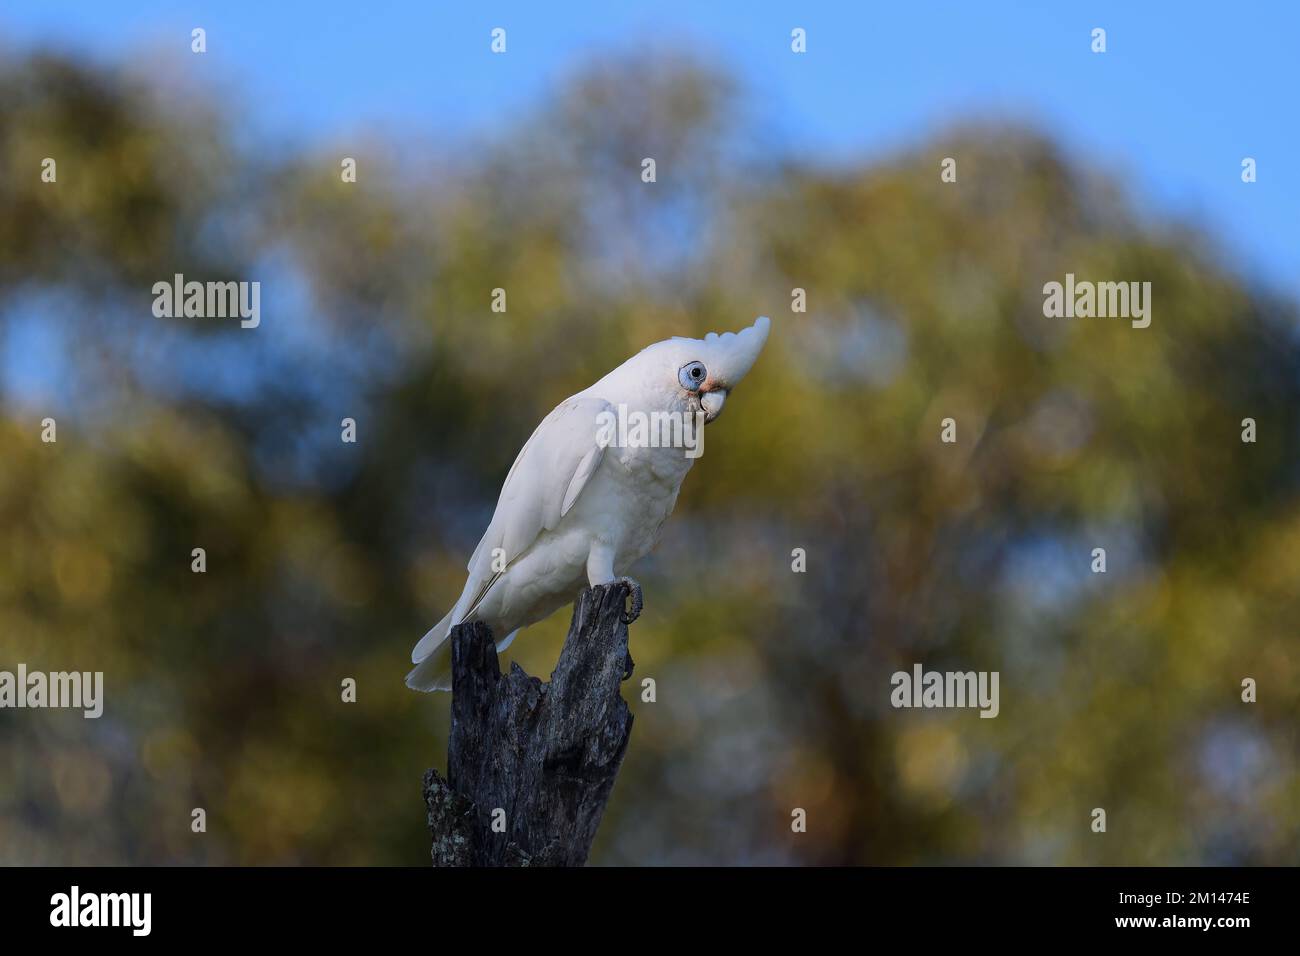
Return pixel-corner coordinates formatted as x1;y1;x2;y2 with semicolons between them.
421;582;637;866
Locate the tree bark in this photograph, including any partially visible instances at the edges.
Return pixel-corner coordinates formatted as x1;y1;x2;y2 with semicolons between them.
422;582;637;866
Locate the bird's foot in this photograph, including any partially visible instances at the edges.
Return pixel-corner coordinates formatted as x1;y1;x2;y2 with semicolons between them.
616;576;643;624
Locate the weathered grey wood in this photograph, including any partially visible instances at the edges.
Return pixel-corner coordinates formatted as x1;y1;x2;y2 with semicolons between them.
422;582;636;866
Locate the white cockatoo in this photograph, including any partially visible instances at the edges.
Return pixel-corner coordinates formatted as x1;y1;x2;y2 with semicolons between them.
407;315;771;691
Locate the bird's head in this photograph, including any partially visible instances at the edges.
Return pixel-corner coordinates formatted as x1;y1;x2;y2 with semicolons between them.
642;315;771;423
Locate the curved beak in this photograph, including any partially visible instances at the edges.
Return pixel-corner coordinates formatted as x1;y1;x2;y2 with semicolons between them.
700;388;728;422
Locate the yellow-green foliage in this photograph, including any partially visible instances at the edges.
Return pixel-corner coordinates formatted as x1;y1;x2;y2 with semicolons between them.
1;53;1296;865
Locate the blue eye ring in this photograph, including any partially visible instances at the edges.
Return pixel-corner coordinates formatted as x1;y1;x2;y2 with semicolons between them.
679;361;707;391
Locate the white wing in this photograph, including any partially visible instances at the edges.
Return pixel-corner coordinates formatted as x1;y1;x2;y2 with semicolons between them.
412;393;610;662
487;394;610;557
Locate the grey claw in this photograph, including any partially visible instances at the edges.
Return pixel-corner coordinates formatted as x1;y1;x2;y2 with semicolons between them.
617;576;643;624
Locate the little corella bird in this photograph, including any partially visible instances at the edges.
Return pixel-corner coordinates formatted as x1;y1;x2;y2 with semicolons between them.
407;315;771;691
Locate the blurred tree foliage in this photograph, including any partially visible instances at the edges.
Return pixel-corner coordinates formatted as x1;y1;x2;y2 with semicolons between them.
0;49;1297;865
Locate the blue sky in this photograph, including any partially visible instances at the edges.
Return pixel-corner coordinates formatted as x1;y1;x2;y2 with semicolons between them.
3;1;1297;297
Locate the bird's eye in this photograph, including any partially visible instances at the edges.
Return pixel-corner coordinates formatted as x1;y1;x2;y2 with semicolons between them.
679;361;707;391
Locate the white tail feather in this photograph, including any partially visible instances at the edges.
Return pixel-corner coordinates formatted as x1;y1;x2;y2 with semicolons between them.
411;609;455;663
406;615;521;693
405;641;453;692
